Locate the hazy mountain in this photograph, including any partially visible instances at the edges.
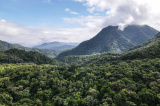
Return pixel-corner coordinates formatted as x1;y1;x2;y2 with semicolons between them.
34;42;79;51
0;40;59;58
56;25;158;59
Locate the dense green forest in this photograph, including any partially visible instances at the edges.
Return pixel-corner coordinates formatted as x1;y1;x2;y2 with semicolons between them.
0;43;160;105
57;39;160;67
1;58;160;105
0;40;60;58
58;53;120;65
1;34;160;105
0;49;59;65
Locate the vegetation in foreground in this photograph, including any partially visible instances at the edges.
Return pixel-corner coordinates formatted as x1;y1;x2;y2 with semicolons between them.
0;40;160;105
1;58;160;106
0;49;59;65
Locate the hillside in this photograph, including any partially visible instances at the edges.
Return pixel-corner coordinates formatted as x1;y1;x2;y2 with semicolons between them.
129;32;160;51
56;25;158;59
1;47;160;105
58;33;160;66
80;33;160;66
58;52;119;65
120;32;160;60
0;40;59;58
1;32;160;106
34;42;79;51
0;49;59;65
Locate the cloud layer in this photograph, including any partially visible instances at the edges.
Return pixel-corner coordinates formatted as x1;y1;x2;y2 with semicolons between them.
73;0;160;30
0;19;100;47
0;0;160;47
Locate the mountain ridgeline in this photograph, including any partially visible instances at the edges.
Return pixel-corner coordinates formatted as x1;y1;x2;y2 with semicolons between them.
0;48;59;65
0;40;59;58
34;42;79;51
56;25;158;59
57;33;160;66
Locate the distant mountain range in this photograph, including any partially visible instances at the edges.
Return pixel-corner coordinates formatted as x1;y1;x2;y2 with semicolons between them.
34;42;79;51
0;40;59;58
56;25;158;59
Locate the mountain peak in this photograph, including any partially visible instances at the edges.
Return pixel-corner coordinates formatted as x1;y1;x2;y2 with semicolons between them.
56;25;158;59
103;25;118;30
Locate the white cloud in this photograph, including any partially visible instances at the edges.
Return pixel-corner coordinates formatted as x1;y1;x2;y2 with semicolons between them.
0;20;29;36
0;19;100;47
65;8;79;15
1;0;160;47
65;8;70;12
70;12;79;15
88;7;95;13
73;0;160;31
63;15;106;28
118;15;134;30
0;19;6;23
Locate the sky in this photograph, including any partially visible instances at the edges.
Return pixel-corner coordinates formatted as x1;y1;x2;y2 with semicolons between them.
0;0;160;47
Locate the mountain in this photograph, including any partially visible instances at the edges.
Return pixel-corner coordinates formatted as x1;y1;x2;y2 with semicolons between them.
56;25;158;59
1;31;160;106
129;32;160;51
0;40;59;58
34;42;79;51
85;32;160;66
66;33;160;67
121;32;160;60
0;48;59;65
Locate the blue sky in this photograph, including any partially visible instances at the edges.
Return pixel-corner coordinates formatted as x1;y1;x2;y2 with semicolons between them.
0;0;160;47
0;0;89;28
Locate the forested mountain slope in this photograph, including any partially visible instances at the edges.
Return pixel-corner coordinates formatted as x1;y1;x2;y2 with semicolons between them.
58;52;119;65
129;32;160;51
120;33;160;61
59;33;160;66
0;40;59;58
1;26;160;106
56;25;158;59
1;52;160;105
0;49;59;65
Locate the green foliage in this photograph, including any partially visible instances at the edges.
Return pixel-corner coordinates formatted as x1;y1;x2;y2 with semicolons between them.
0;49;59;65
0;57;160;105
0;40;59;58
0;93;13;105
56;25;158;59
58;52;119;65
1;33;160;105
121;44;160;60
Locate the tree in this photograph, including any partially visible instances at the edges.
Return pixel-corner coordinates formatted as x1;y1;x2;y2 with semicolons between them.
0;93;13;105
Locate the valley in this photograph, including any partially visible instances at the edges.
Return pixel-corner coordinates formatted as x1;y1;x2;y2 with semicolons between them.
1;0;160;105
0;25;160;106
